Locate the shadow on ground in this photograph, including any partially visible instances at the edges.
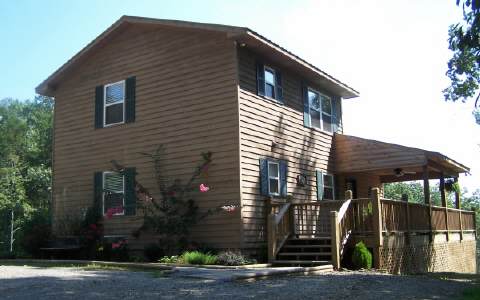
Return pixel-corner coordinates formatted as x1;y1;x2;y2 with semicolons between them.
0;266;477;300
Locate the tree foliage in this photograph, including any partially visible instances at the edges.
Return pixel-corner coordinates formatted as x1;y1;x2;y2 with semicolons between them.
383;181;454;207
444;0;480;124
0;96;53;255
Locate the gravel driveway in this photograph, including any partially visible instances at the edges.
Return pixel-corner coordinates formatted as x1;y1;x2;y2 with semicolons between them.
0;266;473;299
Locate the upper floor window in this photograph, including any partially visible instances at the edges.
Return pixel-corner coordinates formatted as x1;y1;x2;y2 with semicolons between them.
104;81;125;126
264;67;276;99
256;62;283;102
94;76;136;129
307;88;333;133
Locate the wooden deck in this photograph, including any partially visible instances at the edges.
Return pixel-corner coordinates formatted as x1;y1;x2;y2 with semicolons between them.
267;190;476;268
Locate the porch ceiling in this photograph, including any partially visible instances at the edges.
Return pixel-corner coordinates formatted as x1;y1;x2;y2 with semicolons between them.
334;134;469;181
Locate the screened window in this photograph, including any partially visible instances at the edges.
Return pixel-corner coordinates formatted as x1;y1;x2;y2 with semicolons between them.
308;88;333;133
268;161;280;196
323;173;335;200
104;81;125;126
103;172;125;215
264;67;276;99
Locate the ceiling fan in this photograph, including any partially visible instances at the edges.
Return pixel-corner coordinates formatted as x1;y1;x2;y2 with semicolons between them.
393;168;416;177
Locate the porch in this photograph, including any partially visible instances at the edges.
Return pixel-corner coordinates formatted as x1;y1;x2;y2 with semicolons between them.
267;191;476;271
266;134;476;273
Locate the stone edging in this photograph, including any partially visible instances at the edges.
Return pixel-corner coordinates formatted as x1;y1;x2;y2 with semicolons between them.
0;259;173;270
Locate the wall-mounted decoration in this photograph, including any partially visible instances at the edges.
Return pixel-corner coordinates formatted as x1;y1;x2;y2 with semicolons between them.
296;174;307;187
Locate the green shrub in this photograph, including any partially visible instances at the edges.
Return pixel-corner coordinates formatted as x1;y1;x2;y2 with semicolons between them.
182;251;217;265
216;251;254;266
159;255;180;264
352;241;372;269
144;243;164;262
20;208;52;257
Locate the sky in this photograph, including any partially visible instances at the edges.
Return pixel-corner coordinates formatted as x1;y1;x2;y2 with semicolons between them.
1;0;478;193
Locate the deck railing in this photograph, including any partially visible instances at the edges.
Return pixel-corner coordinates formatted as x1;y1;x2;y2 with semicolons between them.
267;190;476;266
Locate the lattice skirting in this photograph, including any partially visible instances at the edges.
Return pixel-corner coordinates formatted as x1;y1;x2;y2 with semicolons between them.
380;239;476;274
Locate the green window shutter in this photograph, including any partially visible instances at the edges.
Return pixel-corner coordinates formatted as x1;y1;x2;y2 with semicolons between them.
332;95;341;133
256;61;265;96
275;71;283;102
125;76;136;123
94;172;104;215
316;170;324;201
279;160;288;197
95;85;104;128
303;83;311;128
259;158;269;196
124;167;136;216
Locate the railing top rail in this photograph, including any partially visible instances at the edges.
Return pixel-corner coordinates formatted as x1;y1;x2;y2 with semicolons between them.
290;200;340;205
274;202;291;225
379;198;475;214
337;199;352;221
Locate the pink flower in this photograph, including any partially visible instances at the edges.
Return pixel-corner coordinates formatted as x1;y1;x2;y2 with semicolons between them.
199;183;210;192
112;242;120;249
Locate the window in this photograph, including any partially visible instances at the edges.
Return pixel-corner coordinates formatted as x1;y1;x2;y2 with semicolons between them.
103;171;125;216
268;161;280;195
260;158;287;197
323;173;335;200
307;88;333;133
264;67;276;99
104;80;125;126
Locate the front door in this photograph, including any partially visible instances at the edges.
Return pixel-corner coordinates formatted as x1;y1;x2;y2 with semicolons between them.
345;178;358;199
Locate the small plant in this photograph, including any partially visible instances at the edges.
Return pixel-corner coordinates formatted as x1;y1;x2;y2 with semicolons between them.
144;243;164;262
159;255;180;264
181;251;217;265
216;250;254;266
352;241;372;269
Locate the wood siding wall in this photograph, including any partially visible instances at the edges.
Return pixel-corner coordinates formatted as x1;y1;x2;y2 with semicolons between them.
52;24;242;250
237;47;343;251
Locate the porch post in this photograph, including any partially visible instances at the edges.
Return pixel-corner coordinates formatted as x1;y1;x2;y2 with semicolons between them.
371;188;383;269
440;174;449;241
423;165;433;242
454;177;461;209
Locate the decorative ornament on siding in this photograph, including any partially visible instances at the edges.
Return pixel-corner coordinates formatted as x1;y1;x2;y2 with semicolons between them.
296;174;307;187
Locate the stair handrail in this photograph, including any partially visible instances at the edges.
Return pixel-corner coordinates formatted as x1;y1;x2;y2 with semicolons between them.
331;190;354;269
267;200;292;262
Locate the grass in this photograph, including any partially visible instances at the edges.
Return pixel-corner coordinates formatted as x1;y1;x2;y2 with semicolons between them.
462;287;480;300
0;260;170;278
181;251;217;265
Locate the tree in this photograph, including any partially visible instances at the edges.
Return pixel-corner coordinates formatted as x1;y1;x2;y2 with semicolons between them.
444;0;480;124
383;181;453;207
0;96;53;255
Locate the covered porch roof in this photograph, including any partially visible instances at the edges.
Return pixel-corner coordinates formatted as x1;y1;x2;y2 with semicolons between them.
334;134;470;182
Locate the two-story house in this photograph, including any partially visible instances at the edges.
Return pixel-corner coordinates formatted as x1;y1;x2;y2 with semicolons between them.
37;16;475;273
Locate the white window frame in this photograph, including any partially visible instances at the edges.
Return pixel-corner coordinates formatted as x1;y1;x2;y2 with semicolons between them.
308;87;333;133
102;171;125;216
264;66;276;100
103;80;126;127
267;161;280;196
323;173;335;200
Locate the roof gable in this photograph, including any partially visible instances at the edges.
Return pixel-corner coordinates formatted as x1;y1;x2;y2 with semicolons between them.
36;16;359;98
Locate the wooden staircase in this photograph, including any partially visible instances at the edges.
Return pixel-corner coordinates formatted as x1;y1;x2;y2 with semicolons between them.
272;237;333;267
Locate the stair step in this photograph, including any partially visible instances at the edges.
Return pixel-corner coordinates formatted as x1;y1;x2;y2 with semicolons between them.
272;260;331;265
278;252;331;256
283;245;330;248
289;237;331;241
